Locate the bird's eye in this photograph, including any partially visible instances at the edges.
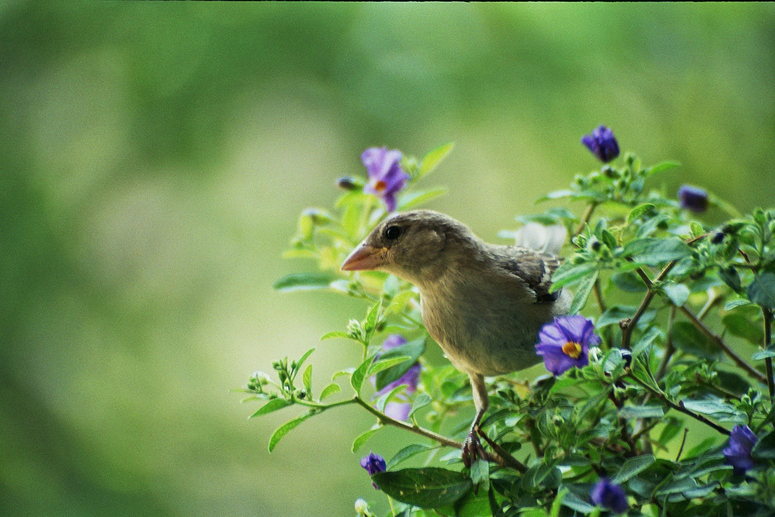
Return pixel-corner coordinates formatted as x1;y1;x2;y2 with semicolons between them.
384;226;403;240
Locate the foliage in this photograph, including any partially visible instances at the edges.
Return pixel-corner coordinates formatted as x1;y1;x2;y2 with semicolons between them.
242;136;775;516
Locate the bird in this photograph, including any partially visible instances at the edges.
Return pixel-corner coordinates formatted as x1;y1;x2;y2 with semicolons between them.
341;209;571;465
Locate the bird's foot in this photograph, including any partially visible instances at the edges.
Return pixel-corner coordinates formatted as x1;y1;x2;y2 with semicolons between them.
462;426;486;468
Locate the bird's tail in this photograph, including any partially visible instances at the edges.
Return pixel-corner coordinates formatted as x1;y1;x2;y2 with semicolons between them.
514;222;567;255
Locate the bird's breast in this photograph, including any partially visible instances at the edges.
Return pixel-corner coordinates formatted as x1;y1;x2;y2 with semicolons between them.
419;280;552;376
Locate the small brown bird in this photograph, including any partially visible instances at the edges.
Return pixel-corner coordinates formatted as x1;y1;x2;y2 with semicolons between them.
341;210;570;464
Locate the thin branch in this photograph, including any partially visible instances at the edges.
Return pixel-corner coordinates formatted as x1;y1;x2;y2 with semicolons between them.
620;261;679;349
655;306;677;381
574;202;598;237
352;397;527;472
626;373;731;436
352;396;463;449
675;428;689;462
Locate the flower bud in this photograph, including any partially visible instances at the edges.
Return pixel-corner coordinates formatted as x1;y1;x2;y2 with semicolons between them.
581;126;620;163
354;499;369;516
337;176;363;191
678;185;709;213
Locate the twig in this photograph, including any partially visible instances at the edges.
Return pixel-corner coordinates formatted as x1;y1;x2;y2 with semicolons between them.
352;396;463;449
352;397;527;472
574;202;598;237
655;306;677;381
620;261;679;349
626;373;731;436
675;428;689;462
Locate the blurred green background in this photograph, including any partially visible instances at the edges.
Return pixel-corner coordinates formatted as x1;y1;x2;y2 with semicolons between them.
2;2;775;516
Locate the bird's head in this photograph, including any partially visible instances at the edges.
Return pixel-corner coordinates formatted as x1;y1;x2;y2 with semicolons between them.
341;210;477;286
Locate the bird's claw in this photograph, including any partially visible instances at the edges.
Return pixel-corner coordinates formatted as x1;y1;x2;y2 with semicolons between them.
462;426;486;468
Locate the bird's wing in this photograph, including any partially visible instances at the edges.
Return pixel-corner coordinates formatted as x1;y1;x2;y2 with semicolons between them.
493;247;563;304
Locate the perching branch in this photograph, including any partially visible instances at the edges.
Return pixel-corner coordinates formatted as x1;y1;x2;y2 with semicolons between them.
352;397;527;472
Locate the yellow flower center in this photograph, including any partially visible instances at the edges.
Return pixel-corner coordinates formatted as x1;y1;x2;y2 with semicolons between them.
371;179;387;192
562;341;582;359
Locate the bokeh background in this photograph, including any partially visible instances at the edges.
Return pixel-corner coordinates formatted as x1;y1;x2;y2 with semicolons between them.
2;2;775;516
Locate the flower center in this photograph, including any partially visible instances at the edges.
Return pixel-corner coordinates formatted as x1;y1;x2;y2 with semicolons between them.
562;341;582;359
371;179;387;192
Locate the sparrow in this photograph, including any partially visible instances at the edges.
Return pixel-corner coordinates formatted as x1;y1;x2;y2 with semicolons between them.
341;209;571;465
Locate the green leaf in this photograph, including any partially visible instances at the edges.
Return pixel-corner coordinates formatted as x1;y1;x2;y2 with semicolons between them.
268;411;316;452
367;355;412;377
632;326;663;358
536;190;575;203
682;398;739;420
611;271;647;293
319;382;341;401
341;201;361;240
352;425;383;453
302;364;313;392
363;300;382;343
618;405;664;419
722;313;764;344
725;299;752;311
611;454;655;484
570;270;598;315
351;355;376;394
469;458;489;490
371;468;473;508
627;203;655;225
296;347;316;372
622;238;692;266
273;273;337;292
645;160;681;177
662;283;690;307
718;267;741;292
550;262;598;291
375;338;426;392
752;429;775;459
560;491;596;514
748;272;775;309
418;142;454;179
250;398;293;418
672;321;722;360
409;393;432;419
398;187;448;210
752;349;775;360
386;443;435;470
320;331;354;341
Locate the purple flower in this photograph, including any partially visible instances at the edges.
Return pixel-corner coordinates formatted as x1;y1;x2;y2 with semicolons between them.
371;335;422;421
535;316;600;376
362;147;410;212
582;125;620;163
723;425;758;475
678;185;709;213
360;452;386;489
591;478;629;514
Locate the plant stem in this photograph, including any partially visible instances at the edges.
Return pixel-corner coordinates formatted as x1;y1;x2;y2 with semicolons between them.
655;306;677;382
626;373;730;436
574;202;598;236
620;261;678;349
352;397;527;472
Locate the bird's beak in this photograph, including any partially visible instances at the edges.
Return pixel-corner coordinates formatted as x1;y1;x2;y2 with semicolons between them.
341;244;387;271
